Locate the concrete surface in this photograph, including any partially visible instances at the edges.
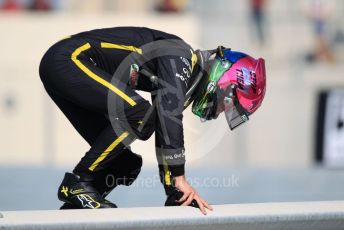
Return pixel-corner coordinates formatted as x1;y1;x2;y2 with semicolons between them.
1;201;344;230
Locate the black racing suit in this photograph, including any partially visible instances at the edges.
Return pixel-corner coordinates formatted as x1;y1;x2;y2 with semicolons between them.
39;27;199;195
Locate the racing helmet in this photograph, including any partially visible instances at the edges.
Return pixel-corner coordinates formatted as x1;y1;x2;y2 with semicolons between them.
192;46;266;130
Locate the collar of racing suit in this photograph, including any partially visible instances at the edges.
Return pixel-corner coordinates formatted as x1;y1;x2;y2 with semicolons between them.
134;49;215;110
183;49;216;109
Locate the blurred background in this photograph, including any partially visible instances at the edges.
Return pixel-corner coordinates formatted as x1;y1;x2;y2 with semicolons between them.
1;0;344;211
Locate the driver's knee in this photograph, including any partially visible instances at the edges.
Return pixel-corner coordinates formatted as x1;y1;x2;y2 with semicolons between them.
125;100;155;141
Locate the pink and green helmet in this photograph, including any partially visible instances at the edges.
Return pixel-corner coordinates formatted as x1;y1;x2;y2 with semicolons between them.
192;47;266;130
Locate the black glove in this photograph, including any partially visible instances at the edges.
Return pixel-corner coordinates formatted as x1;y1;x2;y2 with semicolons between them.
164;189;199;208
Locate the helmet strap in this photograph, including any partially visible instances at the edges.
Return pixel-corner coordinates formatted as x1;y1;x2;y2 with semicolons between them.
216;46;231;60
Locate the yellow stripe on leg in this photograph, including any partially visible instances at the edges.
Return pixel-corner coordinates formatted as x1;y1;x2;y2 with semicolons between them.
71;43;136;106
100;42;143;54
88;131;129;171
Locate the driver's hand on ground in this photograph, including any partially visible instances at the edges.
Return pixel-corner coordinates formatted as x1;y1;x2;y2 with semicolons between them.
173;175;213;215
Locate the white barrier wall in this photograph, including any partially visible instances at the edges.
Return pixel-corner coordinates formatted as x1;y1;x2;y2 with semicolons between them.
1;201;344;230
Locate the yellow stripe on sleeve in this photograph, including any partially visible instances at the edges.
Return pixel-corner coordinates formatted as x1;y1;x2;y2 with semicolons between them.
162;158;172;186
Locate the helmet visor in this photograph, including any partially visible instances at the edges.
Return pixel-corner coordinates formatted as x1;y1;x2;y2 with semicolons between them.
223;87;250;130
192;57;231;120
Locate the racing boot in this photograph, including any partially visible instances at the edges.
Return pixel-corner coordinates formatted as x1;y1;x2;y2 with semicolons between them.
58;172;117;209
60;199;116;209
59;148;142;209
